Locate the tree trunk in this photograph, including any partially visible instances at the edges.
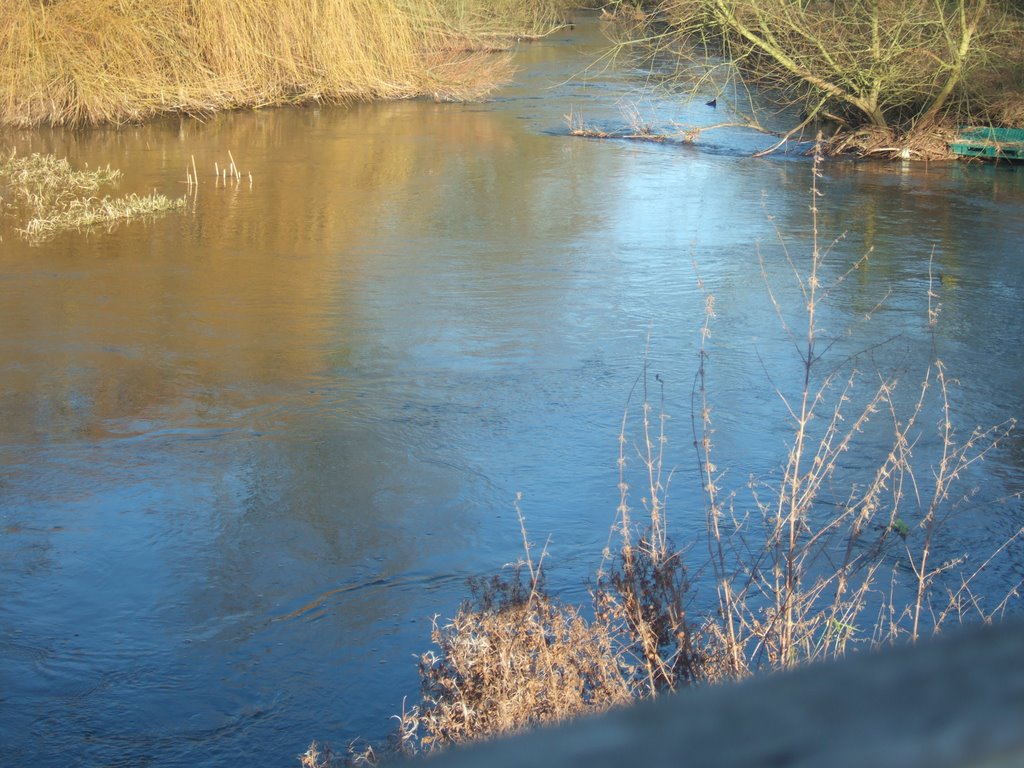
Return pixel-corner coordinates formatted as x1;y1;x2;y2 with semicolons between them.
918;0;987;127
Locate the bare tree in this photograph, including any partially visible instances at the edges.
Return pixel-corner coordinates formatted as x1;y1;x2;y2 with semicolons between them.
619;0;1024;153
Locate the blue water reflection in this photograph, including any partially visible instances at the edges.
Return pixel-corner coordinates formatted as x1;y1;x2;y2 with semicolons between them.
1;13;1022;767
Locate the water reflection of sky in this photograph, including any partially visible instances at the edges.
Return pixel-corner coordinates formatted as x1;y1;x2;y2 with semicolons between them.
1;13;1023;768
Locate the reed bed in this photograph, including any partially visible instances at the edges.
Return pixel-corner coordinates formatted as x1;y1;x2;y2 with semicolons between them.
0;0;569;127
432;0;574;43
603;0;1024;157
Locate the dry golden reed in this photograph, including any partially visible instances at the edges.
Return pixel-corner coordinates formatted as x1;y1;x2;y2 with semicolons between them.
0;0;569;126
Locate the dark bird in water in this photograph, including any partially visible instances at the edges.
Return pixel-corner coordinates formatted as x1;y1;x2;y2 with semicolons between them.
706;98;717;108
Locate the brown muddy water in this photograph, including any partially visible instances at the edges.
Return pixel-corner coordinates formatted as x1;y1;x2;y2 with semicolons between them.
2;14;1023;766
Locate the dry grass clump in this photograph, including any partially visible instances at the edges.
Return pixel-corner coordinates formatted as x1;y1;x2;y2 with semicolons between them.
0;0;552;127
820;124;959;161
1;152;121;209
0;151;185;241
20;192;185;240
408;570;633;751
2;0;206;126
346;509;696;763
383;505;631;756
386;452;716;761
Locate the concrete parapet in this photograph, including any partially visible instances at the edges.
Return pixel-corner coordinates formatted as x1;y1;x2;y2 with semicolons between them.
415;622;1024;768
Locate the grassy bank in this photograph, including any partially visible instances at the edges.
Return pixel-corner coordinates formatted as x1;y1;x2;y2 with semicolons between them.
0;0;571;127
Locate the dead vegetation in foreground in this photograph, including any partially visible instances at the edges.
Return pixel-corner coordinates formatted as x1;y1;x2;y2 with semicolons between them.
307;151;1022;767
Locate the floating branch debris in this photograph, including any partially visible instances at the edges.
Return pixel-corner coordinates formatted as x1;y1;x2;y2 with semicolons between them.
566;111;760;147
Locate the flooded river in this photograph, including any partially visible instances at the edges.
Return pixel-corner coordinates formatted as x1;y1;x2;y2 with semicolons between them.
2;14;1022;766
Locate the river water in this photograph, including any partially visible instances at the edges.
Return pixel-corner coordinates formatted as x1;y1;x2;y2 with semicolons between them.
2;14;1022;766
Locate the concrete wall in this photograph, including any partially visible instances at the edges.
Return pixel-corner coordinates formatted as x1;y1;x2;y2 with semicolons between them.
415;622;1024;768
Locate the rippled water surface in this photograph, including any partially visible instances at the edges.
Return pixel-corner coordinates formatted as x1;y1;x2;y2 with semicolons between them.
2;14;1023;766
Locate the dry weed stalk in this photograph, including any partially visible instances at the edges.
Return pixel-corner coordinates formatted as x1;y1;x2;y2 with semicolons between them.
204;150;251;190
694;144;1020;675
593;358;697;696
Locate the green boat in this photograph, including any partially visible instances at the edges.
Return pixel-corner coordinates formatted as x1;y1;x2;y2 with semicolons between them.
950;127;1024;161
